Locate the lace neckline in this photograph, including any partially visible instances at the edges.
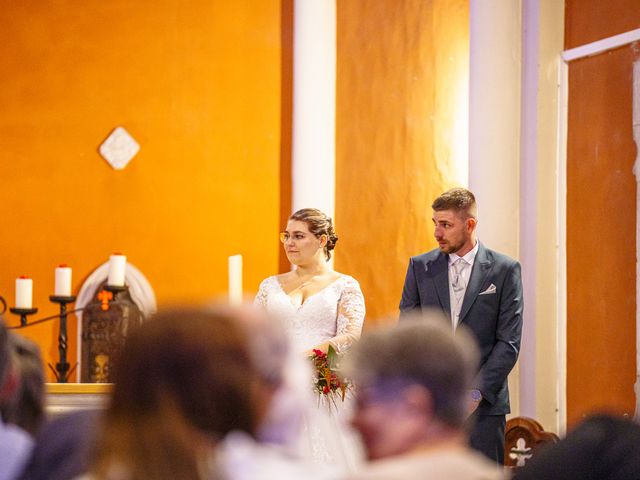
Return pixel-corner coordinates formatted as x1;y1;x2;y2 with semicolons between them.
273;274;346;309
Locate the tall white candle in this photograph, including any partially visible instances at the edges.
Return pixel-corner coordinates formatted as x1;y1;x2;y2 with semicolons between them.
107;254;127;286
228;254;243;306
55;264;72;296
15;277;33;309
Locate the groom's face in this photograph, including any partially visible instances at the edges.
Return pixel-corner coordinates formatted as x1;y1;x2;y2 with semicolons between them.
432;209;472;254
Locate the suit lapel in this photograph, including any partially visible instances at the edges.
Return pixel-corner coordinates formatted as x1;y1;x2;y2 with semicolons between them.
458;243;493;323
427;253;451;317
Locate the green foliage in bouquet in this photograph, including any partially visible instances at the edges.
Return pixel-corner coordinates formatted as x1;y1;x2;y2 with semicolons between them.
310;345;349;402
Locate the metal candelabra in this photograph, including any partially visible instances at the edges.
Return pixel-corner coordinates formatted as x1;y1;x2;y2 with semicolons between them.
48;295;77;383
0;293;83;383
9;306;38;327
0;283;135;384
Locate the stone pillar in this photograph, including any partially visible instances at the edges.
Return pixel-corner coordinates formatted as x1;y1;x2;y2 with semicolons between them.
292;0;336;220
469;0;522;416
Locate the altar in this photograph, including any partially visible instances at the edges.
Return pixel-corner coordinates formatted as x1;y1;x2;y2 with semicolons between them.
45;383;112;419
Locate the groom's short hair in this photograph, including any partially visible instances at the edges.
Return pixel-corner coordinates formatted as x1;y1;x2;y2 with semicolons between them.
432;188;477;219
346;312;479;428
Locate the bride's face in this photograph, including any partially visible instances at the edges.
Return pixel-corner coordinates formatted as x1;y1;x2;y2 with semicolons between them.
281;220;325;266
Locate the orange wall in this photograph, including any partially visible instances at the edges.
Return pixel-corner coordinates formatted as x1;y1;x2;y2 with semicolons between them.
565;0;640;48
278;0;294;274
565;1;640;425
0;1;283;381
335;0;469;322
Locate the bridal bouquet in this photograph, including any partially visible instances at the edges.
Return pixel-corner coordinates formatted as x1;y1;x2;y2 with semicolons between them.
310;345;350;405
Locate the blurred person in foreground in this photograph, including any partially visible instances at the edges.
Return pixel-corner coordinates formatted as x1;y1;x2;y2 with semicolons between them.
344;313;506;480
19;409;101;480
2;334;45;437
83;308;264;480
0;320;34;480
217;305;339;480
83;306;335;480
513;414;640;480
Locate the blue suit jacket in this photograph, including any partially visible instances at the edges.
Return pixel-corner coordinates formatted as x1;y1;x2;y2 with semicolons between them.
399;242;523;415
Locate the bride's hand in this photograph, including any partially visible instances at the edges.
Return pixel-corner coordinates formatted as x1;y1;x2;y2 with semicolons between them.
305;342;330;358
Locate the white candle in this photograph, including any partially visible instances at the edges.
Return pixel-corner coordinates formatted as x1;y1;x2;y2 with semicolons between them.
15;277;33;309
55;264;72;296
228;254;243;306
107;254;127;286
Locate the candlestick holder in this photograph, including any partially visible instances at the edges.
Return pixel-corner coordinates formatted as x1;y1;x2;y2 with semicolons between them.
103;284;127;293
49;295;77;383
9;307;38;327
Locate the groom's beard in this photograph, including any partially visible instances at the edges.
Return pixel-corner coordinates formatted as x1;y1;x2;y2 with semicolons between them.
437;238;466;254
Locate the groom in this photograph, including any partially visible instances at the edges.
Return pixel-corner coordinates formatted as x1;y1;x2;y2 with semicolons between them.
399;187;523;463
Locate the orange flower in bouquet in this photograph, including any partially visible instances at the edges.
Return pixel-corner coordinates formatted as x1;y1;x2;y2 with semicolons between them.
309;345;350;405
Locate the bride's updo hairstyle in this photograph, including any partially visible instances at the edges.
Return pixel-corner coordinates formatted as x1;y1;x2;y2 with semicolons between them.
289;208;338;261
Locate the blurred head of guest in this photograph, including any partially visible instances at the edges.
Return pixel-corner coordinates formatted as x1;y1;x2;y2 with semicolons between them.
343;313;506;480
1;333;45;436
346;313;479;461
513;414;640;480
91;307;271;480
0;320;35;480
0;319;17;408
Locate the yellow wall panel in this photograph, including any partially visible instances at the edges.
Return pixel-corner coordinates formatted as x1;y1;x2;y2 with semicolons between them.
335;0;469;322
0;1;282;380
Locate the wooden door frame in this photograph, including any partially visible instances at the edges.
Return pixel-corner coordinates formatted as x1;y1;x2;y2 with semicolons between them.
558;27;640;431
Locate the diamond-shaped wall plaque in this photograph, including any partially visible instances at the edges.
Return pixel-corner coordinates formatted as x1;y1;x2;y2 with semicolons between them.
99;126;140;170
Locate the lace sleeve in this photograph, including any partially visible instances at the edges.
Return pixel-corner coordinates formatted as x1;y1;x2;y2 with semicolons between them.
253;278;269;310
328;277;365;354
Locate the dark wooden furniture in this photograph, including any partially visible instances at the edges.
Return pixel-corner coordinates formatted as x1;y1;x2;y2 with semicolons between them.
504;416;559;468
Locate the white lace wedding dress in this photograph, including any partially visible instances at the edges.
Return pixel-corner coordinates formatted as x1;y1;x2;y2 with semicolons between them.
254;274;366;473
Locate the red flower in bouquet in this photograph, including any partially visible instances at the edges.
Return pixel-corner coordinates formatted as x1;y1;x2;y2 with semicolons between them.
309;345;350;403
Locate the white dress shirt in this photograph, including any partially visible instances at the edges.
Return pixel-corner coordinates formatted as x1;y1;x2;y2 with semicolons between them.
448;241;479;329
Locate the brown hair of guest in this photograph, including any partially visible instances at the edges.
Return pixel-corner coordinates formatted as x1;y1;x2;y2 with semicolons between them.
91;308;265;480
289;208;339;261
431;187;478;220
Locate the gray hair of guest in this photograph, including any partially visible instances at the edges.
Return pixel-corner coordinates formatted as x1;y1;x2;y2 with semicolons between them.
345;311;479;428
232;305;288;387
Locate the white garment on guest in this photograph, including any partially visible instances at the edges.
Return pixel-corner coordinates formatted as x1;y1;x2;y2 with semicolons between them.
219;430;340;480
0;419;34;480
347;447;506;480
254;274;366;473
448;241;479;329
255;325;314;452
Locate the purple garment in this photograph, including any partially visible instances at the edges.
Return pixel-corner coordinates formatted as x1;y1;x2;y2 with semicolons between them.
19;410;101;480
0;420;33;480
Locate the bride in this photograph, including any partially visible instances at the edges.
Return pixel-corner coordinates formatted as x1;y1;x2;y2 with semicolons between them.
254;208;365;472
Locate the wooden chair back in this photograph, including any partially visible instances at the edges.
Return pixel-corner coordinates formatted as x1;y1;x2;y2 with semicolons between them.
504;416;559;468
